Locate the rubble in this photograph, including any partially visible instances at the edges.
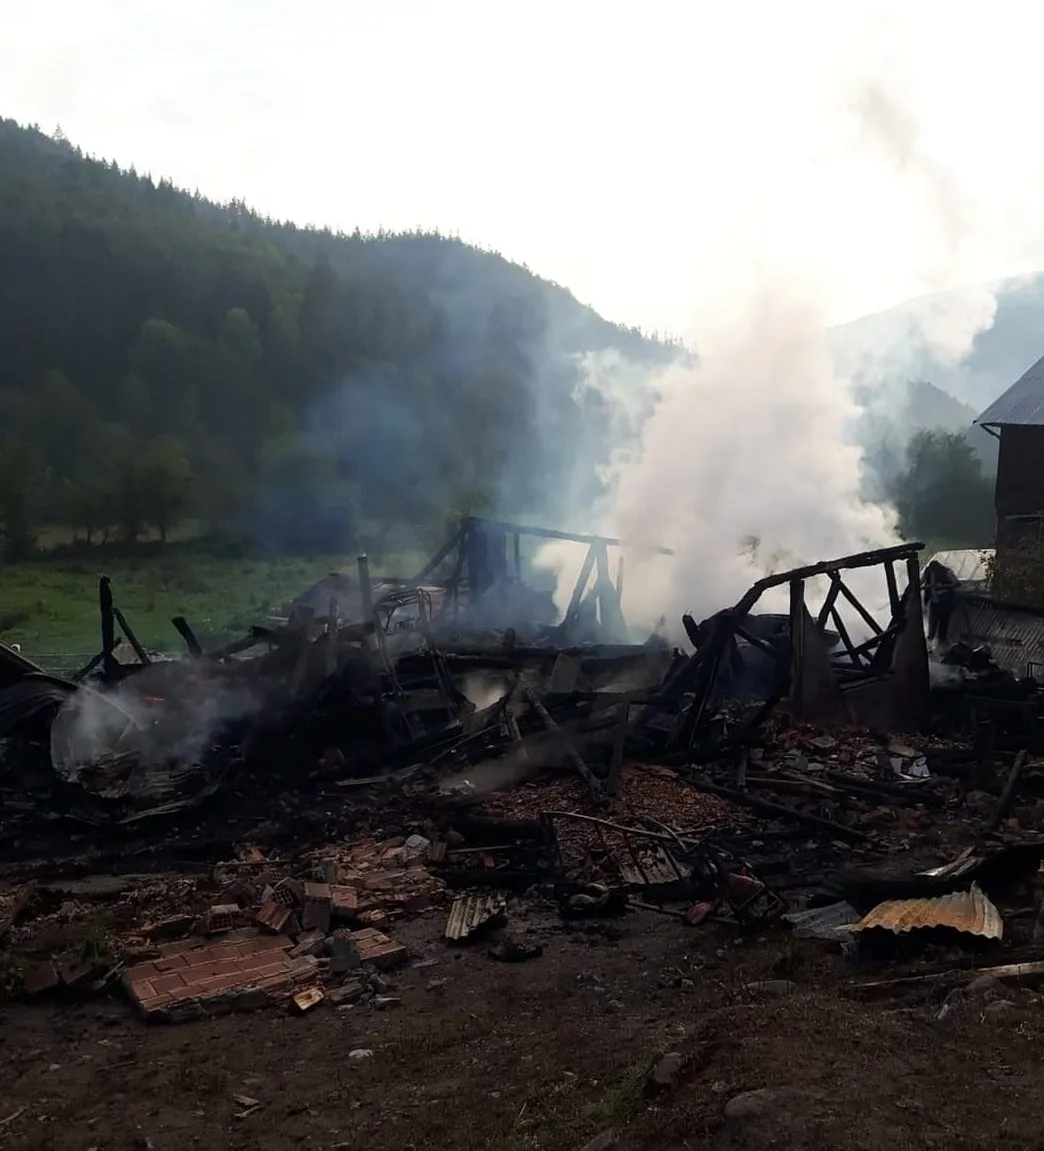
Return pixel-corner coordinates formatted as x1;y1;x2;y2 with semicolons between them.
7;528;1044;1028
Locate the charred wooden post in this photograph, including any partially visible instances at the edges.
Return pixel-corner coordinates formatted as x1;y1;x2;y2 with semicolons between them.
171;616;203;658
884;560;900;615
563;544;596;633
100;577;117;682
326;597;339;677
112;606;151;666
515;672;604;801
357;555;374;620
593;541;628;641
607;697;630;796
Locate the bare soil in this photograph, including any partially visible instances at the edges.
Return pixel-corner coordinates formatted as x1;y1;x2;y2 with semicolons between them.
5;906;1044;1151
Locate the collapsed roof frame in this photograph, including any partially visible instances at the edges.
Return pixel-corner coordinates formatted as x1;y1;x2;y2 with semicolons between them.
411;515;674;641
654;541;930;758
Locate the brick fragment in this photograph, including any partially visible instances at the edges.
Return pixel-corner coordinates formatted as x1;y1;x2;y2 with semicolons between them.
256;901;293;933
329;885;359;917
302;883;332;933
23;962;59;995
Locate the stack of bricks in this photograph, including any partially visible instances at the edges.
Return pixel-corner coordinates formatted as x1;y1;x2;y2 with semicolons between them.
122;930;301;1016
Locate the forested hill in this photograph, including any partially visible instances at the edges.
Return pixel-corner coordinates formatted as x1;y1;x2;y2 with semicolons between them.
0;118;675;558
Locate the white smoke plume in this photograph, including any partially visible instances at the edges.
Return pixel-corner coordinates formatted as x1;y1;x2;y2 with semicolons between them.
51;669;260;783
538;20;1008;637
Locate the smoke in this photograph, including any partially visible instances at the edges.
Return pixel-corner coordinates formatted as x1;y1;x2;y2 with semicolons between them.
535;35;1007;637
51;668;260;784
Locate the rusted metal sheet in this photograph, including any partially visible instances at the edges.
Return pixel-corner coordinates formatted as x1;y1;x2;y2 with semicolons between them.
848;884;1003;940
444;892;507;941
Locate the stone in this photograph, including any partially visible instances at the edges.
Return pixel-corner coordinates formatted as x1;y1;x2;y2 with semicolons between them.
966;974;1001;997
984;999;1016;1017
374;995;402;1010
745;980;797;997
326;980;366;1005
23;962;59;995
348;1048;373;1060
329;933;361;975
289;930;326;959
580;1132;617;1151
725;1088;780;1120
404;834;431;862
646;1052;686;1093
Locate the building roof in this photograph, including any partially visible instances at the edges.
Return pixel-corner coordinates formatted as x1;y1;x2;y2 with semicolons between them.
927;549;993;586
976;353;1044;427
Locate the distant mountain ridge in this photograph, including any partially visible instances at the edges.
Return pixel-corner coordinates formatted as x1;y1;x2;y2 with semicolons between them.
838;274;1044;415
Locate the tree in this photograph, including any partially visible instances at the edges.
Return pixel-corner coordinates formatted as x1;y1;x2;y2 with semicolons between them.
0;437;45;558
0;115;674;558
126;319;199;437
139;435;197;543
892;430;996;546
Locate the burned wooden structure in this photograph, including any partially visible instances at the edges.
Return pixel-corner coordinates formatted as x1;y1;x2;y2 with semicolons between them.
646;541;930;759
410;516;674;644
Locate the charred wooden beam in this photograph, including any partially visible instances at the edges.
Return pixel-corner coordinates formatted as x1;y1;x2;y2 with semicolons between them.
829;605;862;667
410;522;466;585
171;616;203;658
835;579;884;637
884;560;900;616
100;577;117;681
815;576;842;630
464;516;675;555
735;541;924;617
357;555;374;618
515;672;604;801
988;749;1029;832
686;778;867;842
564;545;596;629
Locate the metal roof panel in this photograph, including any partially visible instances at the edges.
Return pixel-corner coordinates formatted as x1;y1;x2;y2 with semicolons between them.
977;354;1044;426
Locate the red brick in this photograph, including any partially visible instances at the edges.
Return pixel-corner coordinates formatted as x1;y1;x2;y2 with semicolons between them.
302;882;331;901
330;885;359;914
190;972;259;994
125;959;159;977
350;927;407;967
150;972;189;994
152;956;189;972
256;901;292;933
157;939;206;959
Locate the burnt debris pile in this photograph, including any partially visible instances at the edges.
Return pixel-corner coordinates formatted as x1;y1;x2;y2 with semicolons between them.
2;525;1044;845
7;522;1044;1022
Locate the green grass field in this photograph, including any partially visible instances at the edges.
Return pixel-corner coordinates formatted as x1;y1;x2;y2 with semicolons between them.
0;551;423;673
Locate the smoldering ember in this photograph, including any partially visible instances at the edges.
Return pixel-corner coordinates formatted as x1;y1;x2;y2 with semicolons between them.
8;514;1044;1145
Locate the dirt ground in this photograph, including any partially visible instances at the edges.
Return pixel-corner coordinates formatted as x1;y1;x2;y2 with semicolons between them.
5;902;1044;1151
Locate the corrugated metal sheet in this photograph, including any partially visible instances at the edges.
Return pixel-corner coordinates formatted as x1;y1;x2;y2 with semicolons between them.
848;884;1003;940
948;594;1044;678
977;354;1044;427
0;676;74;739
444;892;507;941
927;549;993;587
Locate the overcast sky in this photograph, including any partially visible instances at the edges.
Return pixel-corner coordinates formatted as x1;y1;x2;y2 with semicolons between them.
3;1;1044;338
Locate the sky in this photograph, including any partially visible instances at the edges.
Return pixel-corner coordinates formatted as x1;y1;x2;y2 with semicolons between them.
5;0;1044;338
